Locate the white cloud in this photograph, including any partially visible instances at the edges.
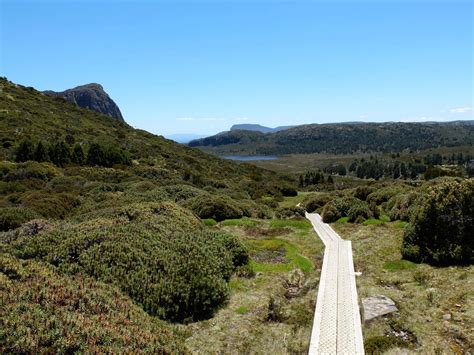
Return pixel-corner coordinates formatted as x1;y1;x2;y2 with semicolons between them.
359;115;368;119
450;107;472;114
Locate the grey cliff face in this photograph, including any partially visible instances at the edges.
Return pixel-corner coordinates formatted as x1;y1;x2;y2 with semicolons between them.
44;83;124;122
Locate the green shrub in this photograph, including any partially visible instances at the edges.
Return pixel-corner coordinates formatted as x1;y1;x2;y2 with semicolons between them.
367;185;406;205
187;195;243;221
365;336;408;354
47;175;87;193
0;254;186;353
347;200;372;222
353;185;376;201
401;178;473;265
214;232;250;270
0;207;40;231
4;161;59;182
20;192;80;219
14;202;237;322
275;206;305;218
321;201;341;223
302;193;332;213
202;218;217;226
321;196;360;223
387;192;418;222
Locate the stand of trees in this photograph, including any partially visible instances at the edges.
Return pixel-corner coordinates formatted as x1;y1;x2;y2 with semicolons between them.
298;171;333;187
14;138;131;168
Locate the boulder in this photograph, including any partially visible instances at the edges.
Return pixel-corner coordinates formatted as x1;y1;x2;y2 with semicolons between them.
362;295;398;321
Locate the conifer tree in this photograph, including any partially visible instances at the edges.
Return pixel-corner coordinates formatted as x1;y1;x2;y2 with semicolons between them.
71;143;85;165
34;141;49;162
15;139;35;162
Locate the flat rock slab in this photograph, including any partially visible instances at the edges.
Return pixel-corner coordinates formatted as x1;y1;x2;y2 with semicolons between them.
362;295;398;321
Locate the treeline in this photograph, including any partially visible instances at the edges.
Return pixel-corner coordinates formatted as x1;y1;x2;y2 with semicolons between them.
298;170;334;187
14;138;131;168
317;152;474;181
349;159;427;180
190;122;474;155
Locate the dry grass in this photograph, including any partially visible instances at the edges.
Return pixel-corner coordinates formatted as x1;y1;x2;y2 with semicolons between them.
183;218;473;354
183;219;324;353
333;222;474;354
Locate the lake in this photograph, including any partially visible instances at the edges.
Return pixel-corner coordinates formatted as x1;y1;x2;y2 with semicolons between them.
221;155;278;161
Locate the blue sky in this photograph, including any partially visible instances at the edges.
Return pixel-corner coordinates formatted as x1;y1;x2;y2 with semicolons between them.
1;0;472;136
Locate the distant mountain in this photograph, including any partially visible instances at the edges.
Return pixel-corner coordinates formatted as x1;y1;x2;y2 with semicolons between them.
230;124;295;133
189;121;474;155
44;83;124;122
166;133;208;144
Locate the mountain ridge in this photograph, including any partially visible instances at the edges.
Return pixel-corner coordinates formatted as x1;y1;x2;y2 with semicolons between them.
44;83;125;122
189;121;474;155
230;124;295;133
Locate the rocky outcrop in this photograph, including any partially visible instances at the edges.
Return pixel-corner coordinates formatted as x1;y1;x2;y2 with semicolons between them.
44;83;124;122
362;295;398;321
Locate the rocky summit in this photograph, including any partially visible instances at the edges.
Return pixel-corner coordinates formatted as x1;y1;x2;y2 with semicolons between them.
44;83;124;121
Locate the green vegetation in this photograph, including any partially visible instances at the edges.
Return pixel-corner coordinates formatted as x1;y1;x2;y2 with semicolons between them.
2;77;473;352
383;259;417;271
7;202;250;322
401;178;473;265
202;218;217;226
333;222;473;354
220;217;258;227
235;306;250;314
0;78;299;351
269;218;312;230
190;121;474;155
0;254;186;353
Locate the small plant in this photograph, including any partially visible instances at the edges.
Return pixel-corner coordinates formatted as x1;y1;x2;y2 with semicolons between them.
413;270;432;286
235;306;249;314
364;335;408;354
202;218;217;226
383;260;417;271
235;264;255;278
266;296;284;322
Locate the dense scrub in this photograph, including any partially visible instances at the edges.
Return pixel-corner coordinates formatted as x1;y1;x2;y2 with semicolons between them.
7;202;249;322
0;253;186;353
401;178;473;265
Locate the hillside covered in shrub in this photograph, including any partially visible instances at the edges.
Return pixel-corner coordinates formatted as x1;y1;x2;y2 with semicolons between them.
0;78;297;352
189;121;474;155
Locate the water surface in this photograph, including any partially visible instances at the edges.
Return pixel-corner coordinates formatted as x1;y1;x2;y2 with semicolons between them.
221;155;278;161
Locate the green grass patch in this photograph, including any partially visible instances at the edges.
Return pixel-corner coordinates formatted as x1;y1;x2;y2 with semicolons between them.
393;221;408;229
202;218;217;226
220;217;258;227
363;218;384;226
229;278;247;291
269;219;311;230
248;238;313;273
383;259;417;271
234;306;249;314
336;217;349;223
279;192;311;208
379;214;391;222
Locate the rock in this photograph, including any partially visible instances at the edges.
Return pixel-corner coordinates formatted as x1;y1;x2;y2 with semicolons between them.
44;83;125;121
362;295;398;321
442;313;452;321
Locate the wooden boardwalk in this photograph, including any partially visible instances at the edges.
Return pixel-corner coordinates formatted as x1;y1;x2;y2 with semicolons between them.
306;213;364;354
